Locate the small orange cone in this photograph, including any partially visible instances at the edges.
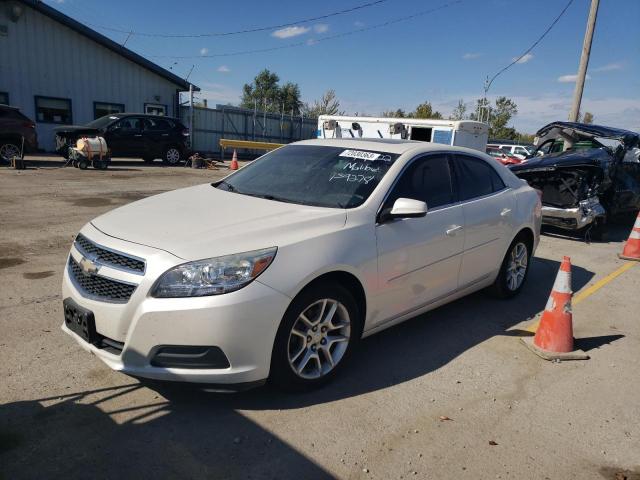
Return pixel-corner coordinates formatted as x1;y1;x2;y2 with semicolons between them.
229;149;239;170
521;256;588;361
618;211;640;261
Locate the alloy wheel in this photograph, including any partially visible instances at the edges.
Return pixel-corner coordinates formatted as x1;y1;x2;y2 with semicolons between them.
165;148;181;164
506;242;528;291
0;143;21;162
287;299;351;380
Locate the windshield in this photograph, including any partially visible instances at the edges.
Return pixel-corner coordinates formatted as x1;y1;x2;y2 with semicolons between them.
215;145;399;208
86;115;120;128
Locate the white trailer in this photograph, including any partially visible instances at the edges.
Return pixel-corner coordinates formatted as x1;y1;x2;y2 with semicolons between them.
317;115;488;152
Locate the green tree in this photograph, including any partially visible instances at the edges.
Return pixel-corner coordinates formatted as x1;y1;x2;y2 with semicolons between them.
411;101;443;119
240;69;302;114
381;108;407;118
470;96;518;139
302;89;343;117
449;99;467;120
581;111;594;124
280;82;302;115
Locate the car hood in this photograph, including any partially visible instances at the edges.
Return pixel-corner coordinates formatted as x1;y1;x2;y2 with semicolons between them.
535;122;640;149
510;148;611;173
91;184;348;260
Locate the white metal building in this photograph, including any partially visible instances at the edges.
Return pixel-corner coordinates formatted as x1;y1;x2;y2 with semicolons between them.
0;0;194;151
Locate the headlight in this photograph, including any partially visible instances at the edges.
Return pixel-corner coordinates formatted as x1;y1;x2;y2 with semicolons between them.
151;247;277;298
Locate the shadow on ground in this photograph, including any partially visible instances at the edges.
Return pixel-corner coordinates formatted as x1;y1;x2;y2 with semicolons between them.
1;257;605;479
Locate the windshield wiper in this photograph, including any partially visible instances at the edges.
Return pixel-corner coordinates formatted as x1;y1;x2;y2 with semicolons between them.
216;180;236;192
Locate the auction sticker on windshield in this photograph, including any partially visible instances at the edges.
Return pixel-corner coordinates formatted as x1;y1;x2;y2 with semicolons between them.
339;149;382;161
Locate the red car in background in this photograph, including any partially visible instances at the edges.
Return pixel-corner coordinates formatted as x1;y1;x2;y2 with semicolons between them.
486;146;523;165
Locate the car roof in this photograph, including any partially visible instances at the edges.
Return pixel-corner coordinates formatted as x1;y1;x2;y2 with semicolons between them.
294;138;486;156
111;113;181;121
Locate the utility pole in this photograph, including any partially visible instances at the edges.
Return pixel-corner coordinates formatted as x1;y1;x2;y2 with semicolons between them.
569;0;599;122
188;84;194;148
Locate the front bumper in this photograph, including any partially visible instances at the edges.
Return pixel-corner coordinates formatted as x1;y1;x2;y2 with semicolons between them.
541;197;606;230
61;225;292;385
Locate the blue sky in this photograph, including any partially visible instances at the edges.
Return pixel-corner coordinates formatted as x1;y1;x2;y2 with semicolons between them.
47;0;639;133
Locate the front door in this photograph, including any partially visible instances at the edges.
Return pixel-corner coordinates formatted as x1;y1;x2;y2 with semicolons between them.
374;154;464;326
105;117;146;156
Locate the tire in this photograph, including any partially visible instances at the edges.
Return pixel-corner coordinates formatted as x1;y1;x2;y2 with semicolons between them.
487;234;531;299
78;158;89;170
270;282;361;391
0;142;22;163
162;146;182;165
587;216;608;242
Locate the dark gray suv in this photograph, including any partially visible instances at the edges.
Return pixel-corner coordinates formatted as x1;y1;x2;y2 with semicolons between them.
0;105;38;163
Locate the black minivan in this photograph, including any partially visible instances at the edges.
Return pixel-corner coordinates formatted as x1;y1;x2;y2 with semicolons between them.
54;114;190;165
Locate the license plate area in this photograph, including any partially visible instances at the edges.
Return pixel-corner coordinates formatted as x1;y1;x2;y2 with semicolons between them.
63;298;98;344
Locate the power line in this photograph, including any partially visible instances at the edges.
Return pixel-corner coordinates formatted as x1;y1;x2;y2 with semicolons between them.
485;0;575;92
84;0;390;38
148;1;462;59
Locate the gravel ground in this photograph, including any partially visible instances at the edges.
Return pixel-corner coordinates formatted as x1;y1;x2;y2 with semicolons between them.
1;156;639;480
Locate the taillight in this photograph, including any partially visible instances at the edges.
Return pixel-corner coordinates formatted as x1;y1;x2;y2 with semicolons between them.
23;122;35;129
182;129;189;137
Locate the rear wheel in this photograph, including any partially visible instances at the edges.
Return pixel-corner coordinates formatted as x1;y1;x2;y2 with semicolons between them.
0;142;21;163
270;283;361;391
163;146;182;165
488;236;531;298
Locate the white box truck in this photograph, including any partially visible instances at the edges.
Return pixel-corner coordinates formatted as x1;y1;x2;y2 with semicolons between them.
317;115;488;152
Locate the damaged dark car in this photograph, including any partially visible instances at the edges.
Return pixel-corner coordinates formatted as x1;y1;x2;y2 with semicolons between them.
510;122;640;240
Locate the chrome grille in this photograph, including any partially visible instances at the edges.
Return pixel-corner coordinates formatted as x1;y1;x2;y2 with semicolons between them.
75;234;145;274
68;256;137;303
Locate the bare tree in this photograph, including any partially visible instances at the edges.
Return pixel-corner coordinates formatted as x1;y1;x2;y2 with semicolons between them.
302;89;344;117
449;99;467;120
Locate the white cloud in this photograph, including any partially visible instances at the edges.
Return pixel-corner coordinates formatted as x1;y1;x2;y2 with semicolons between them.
593;62;623;72
557;73;591;83
354;21;365;27
306;38;318;46
462;52;482;60
313;24;329;34
271;26;310;39
217;65;230;73
513;53;534;64
200;48;209;56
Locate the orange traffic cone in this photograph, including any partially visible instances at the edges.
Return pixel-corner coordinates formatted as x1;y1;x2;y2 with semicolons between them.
229;149;239;170
521;256;588;361
618;211;640;261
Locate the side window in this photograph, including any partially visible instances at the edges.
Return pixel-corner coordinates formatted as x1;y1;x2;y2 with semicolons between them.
455;155;504;201
388;155;454;209
144;118;172;131
115;117;142;132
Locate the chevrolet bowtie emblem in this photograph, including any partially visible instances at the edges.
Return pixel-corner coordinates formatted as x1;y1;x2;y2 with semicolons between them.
79;256;99;275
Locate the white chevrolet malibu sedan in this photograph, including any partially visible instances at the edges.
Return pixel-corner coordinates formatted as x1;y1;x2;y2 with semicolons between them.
62;139;541;390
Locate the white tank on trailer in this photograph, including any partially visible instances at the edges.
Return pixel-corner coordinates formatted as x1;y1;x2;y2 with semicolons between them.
317;115;488;152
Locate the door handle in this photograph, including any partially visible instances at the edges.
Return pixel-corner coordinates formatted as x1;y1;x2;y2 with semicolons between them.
134;134;142;137
500;208;512;217
446;225;463;236
161;133;169;136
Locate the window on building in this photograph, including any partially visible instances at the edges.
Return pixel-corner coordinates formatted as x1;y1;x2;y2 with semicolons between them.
94;102;125;119
0;92;8;105
144;103;167;116
35;96;72;124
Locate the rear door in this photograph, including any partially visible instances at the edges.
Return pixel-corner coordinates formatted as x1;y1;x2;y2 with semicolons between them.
453;154;516;288
374;153;464;326
143;117;175;156
106;117;145;156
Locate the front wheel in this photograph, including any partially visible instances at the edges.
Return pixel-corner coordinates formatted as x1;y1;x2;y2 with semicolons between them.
270;283;361;391
162;146;182;165
488;237;531;298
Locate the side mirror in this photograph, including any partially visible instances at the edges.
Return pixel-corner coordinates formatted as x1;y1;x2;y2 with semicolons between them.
380;198;427;223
